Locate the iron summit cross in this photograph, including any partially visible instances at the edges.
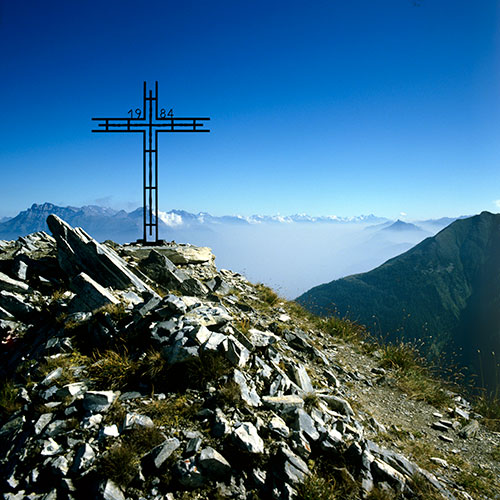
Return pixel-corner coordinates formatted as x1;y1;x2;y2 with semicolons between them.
92;81;210;245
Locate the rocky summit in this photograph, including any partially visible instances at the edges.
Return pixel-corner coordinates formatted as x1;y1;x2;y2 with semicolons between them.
0;216;498;500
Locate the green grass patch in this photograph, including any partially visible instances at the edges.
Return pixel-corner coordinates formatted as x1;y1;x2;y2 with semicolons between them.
285;301;321;324
297;472;337;500
408;472;449;500
455;466;498;498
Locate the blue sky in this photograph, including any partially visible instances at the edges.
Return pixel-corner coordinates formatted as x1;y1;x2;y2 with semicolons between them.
1;0;499;219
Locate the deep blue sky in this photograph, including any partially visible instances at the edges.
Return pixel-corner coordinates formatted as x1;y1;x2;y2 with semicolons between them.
1;0;499;219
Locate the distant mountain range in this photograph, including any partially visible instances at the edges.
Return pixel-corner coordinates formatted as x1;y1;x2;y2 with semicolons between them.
156;210;391;228
297;212;500;391
0;203;145;243
0;203;465;299
0;203;464;243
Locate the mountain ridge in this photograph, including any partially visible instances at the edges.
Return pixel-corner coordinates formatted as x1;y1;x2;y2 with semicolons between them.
1;203;393;237
0;202;394;239
297;211;500;391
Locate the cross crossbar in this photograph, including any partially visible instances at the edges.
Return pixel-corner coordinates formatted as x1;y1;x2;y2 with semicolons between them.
92;81;210;245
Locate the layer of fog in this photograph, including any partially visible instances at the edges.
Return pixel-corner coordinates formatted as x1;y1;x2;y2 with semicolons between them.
165;222;438;299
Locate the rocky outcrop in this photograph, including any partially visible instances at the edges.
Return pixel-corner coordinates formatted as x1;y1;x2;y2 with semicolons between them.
0;216;498;500
46;215;152;293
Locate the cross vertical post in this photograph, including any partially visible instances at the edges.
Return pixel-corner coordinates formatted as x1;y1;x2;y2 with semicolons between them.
92;81;210;245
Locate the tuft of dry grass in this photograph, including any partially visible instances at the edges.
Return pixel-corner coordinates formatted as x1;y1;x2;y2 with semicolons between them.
140;349;167;384
256;283;279;306
95;302;128;322
98;426;165;487
0;379;21;424
321;316;367;343
235;318;251;335
99;444;138;487
297;472;337;500
143;395;201;428
303;392;320;412
379;341;451;408
38;351;91;386
216;379;242;408
297;460;358;500
88;349;138;390
474;392;500;431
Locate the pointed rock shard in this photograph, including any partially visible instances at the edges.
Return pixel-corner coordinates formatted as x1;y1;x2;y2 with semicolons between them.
291;364;314;393
234;369;262;407
46;215;152;293
291;408;320;441
0;271;30;294
0;305;14;320
142;438;181;471
371;458;406;491
41;438;62;456
248;328;279;347
68;272;119;312
138;249;188;286
83;391;118;413
233;422;264;454
123;413;154;430
278;446;310;485
212;408;232;438
72;443;96;472
459;419;479;439
198;447;231;478
138;249;208;296
0;290;34;319
269;415;290;438
262;395;304;411
220;335;250;367
34;413;54;435
320;394;354;417
99;479;125;500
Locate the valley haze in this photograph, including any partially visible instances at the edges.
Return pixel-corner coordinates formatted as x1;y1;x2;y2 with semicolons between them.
0;203;464;298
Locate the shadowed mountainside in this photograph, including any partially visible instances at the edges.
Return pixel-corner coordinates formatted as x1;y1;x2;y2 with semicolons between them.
297;212;500;391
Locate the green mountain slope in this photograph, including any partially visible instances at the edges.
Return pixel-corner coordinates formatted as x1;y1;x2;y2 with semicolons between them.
297;212;500;390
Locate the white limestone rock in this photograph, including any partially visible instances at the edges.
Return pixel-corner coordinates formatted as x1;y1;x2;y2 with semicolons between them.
233;422;264;454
